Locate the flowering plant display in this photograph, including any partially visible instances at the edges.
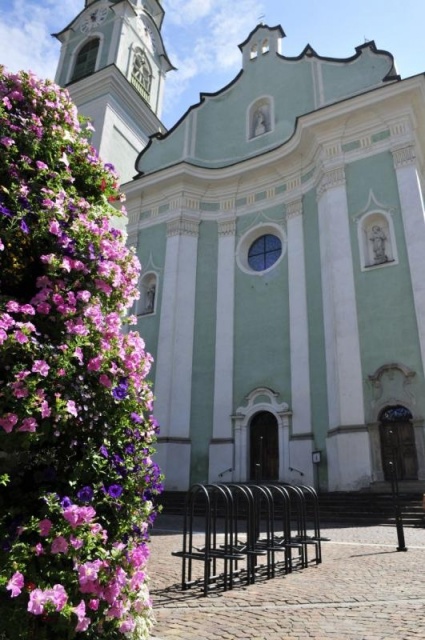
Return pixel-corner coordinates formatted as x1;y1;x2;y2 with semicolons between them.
0;67;162;639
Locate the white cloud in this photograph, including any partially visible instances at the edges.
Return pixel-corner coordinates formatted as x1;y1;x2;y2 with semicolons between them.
0;0;81;79
162;0;265;121
163;0;215;25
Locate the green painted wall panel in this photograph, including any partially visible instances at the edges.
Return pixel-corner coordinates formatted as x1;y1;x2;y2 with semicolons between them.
233;211;291;411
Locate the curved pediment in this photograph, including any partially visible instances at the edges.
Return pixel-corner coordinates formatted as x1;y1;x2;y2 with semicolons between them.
136;25;399;176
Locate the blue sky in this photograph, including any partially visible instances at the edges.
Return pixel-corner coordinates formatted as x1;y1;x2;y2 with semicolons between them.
0;0;424;129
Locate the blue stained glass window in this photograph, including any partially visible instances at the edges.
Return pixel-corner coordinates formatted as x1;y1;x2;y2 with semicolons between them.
380;405;412;422
248;234;282;272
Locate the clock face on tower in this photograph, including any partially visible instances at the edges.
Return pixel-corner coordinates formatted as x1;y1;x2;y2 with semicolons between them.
80;5;108;34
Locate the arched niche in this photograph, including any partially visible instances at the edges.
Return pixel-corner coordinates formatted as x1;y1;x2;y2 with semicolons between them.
137;272;157;316
358;211;397;270
248;97;273;140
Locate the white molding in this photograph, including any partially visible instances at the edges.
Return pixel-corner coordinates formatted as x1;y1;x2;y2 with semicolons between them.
286;199;312;437
153;230;198;441
233;388;291;482
317;167;365;428
392;148;425;376
212;219;236;443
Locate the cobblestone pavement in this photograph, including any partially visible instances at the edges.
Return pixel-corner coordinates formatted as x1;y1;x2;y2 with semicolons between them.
148;515;425;640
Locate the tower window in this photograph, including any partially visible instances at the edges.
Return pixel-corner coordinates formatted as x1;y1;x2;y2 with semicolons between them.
250;45;258;59
262;39;269;54
71;38;100;82
131;48;152;101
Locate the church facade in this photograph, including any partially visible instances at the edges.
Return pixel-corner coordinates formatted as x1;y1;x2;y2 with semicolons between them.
56;1;425;492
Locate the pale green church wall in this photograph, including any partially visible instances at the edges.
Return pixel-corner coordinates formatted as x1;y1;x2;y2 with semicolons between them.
193;57;315;163
346;153;425;417
137;47;395;175
303;189;329;487
136;123;186;173
135;223;167;382
321;48;394;104
189;222;218;484
233;210;291;412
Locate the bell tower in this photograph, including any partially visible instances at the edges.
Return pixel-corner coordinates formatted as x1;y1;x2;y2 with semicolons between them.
53;1;174;182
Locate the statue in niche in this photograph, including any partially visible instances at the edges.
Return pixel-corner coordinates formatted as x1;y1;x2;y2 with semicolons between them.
370;225;388;264
253;107;267;136
145;284;156;313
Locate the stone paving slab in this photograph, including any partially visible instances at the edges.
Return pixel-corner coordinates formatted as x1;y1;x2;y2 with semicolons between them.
147;516;425;640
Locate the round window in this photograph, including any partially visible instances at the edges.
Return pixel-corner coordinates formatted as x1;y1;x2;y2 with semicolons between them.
248;234;282;272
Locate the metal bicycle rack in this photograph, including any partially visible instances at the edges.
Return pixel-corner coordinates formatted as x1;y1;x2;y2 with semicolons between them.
171;482;327;596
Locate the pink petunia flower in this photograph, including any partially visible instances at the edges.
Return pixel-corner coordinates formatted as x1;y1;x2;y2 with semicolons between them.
73;600;91;631
18;417;37;432
99;374;112;388
0;413;18;433
6;571;24;597
51;536;69;554
66;400;78;417
45;584;68;611
39;519;52;536
27;588;46;615
32;360;50;377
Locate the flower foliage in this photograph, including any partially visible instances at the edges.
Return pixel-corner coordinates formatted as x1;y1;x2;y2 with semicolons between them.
0;67;162;638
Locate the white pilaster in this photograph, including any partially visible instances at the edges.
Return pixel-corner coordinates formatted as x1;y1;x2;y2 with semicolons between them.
317;166;364;428
209;218;236;483
154;214;199;490
286;198;311;435
392;145;425;372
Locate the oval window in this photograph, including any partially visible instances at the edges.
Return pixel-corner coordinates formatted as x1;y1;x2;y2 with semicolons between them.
248;234;282;272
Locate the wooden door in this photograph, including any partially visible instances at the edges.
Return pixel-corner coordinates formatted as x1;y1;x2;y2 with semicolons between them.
380;406;417;481
249;411;278;481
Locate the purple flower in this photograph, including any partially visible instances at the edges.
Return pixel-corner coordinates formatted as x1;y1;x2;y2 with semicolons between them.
100;444;109;458
77;485;94;503
107;484;123;499
20;218;29;234
60;496;73;508
112;377;128;400
0;202;12;218
130;412;143;424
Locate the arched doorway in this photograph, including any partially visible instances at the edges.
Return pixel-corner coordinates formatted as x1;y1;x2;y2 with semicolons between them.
379;405;418;481
249;411;278;481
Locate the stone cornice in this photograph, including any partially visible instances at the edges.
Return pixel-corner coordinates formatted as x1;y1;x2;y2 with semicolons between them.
218;219;237;236
316;166;346;197
285;198;303;220
167;215;200;237
392;144;416;169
